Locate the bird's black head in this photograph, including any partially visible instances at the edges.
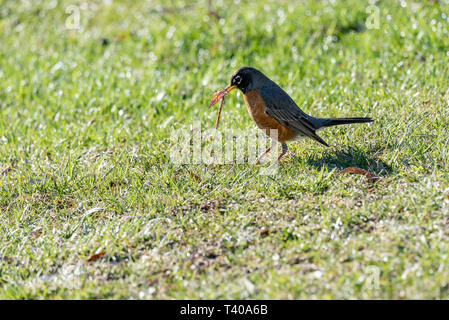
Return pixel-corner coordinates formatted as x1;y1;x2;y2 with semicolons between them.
220;67;269;97
230;67;255;93
209;67;270;108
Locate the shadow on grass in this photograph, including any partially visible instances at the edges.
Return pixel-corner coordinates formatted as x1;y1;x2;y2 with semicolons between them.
301;147;393;176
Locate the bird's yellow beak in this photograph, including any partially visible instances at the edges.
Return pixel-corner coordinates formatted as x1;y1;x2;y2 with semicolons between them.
225;84;237;92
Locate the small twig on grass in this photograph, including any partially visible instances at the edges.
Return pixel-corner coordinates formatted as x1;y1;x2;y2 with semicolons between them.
87;252;105;262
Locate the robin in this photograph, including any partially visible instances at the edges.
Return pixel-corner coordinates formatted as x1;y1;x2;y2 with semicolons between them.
210;67;373;163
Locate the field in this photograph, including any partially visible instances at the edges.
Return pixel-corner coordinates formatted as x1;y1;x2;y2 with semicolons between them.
1;0;449;299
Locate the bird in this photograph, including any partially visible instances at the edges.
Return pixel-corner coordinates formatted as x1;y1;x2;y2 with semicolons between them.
213;66;373;163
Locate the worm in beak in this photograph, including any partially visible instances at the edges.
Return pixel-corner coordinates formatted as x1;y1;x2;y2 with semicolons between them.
208;84;236;108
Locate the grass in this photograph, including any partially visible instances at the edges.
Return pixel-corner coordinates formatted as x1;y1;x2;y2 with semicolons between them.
0;0;449;299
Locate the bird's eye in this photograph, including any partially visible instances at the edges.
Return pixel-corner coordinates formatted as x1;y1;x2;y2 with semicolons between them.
234;75;242;84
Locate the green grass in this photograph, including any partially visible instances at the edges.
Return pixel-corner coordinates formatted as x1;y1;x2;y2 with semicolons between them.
1;0;449;299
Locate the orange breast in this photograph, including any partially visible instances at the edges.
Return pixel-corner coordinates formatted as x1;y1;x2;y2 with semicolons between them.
243;89;296;142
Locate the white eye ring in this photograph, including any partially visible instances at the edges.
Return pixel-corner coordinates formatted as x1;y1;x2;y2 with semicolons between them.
235;75;242;84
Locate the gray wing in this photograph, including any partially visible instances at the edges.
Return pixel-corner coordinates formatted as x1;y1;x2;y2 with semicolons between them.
260;85;329;146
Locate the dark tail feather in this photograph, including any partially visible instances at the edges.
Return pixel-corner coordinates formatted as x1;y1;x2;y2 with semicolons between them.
308;131;329;147
320;117;373;128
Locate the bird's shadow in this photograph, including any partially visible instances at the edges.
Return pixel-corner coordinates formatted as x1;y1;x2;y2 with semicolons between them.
299;146;393;176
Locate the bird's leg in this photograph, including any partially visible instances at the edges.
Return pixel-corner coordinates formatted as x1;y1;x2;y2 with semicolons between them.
255;147;271;165
274;143;288;164
254;139;276;165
